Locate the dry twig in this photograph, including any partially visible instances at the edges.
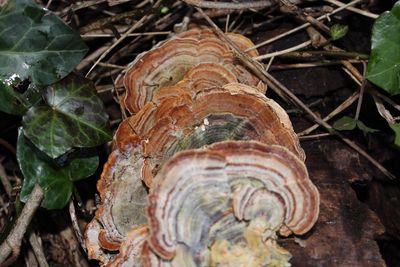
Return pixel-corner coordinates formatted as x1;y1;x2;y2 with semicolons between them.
0;161;12;197
0;138;16;155
255;40;312;60
182;0;277;9
298;91;360;136
354;62;367;120
270;59;363;70
300;133;334;141
246;0;364;52
0;184;44;265
86;0;163;76
69;200;87;254
324;0;378;19
27;229;49;267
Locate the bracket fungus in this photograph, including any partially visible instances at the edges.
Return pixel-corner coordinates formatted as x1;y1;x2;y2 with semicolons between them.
122;28;265;114
117;83;305;187
85;28;320;267
85;148;149;253
144;141;319;266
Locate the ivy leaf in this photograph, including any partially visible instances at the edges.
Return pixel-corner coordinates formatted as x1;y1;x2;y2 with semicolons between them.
333;116;378;135
17;128;99;209
0;0;88;87
0;76;41;115
390;123;400;146
333;116;357;131
366;1;400;95
330;24;349;41
22;75;112;159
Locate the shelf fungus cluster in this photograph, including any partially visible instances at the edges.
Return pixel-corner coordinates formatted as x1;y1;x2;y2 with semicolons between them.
85;28;320;267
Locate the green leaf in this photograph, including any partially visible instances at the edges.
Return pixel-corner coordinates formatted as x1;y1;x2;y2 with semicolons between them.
0;76;41;115
366;1;400;95
333;116;357;131
160;6;169;14
17;128;99;209
356;120;379;134
390;123;400;146
22;74;112;158
0;0;88;87
333;116;378;135
330;24;349;41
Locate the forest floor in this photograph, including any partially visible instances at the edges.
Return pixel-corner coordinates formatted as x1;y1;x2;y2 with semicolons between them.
1;0;400;266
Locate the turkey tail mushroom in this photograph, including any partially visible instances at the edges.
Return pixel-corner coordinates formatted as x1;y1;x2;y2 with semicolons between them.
123;28;265;113
85;27;320;267
146;140;319;265
117;83;305;187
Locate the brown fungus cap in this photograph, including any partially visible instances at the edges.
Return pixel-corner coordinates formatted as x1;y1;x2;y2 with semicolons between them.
105;225;149;267
123;28;265;114
147;140;319;264
90;148;149;253
117;83;305;187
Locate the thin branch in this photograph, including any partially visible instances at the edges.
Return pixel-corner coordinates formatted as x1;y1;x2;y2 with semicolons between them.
45;0;53;9
98;62;126;69
300;133;333;141
85;15;151;76
0;162;12;197
0;184;44;264
69;200;87;254
0;138;16;155
225;14;230;33
27;229;49;267
77;42;111;71
324;0;379;19
85;0;162;76
282;50;369;60
55;0;108;15
96;84;121;93
197;7;396;180
24;248;38;267
81;31;170;38
372;94;396;124
254;40;312;60
79;9;151;34
340;68;398;126
370;90;400;113
265;56;275;72
287;99;323;114
270;59;363;70
182;0;277;9
246;0;363;52
354;62;367;120
280;0;330;34
298;91;359;136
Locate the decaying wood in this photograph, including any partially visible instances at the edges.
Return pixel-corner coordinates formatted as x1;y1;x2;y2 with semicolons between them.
280;139;386;266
